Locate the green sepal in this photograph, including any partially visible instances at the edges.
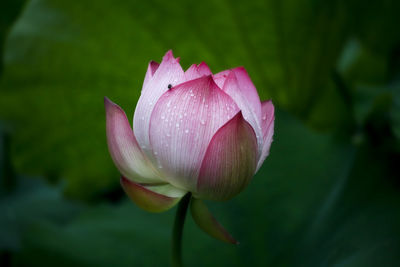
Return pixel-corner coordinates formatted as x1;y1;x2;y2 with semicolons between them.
190;198;238;244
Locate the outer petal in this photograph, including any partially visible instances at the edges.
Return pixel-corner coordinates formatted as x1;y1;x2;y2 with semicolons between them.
121;176;186;213
133;50;185;157
256;100;275;172
190;198;238;244
196;112;258;201
231;67;262;121
222;70;263;159
149;76;239;191
105;97;163;183
142;60;160;90
185;62;212;80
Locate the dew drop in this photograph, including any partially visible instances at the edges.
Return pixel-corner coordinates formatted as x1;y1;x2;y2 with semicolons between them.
200;120;206;125
176;123;180;128
185;129;189;134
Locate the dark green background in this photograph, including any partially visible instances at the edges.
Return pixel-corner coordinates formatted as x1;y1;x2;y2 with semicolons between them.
1;0;400;266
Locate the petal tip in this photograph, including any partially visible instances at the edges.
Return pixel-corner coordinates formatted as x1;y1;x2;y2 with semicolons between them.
104;96;111;105
233;66;247;74
104;96;117;112
163;50;176;62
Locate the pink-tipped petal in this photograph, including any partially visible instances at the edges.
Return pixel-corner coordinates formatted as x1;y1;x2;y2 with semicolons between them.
196;112;258;201
185;62;212;80
231;67;262;121
256;100;275;172
121;176;186;213
197;62;212;76
212;69;231;89
149;76;239;191
190;198;238;244
133;50;185;157
185;64;199;80
105;97;163;183
142;60;160;90
222;70;263;158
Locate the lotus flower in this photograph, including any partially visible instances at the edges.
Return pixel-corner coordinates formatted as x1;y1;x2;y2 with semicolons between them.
104;50;274;242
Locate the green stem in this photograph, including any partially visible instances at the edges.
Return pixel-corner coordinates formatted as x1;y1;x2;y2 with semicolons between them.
171;193;191;267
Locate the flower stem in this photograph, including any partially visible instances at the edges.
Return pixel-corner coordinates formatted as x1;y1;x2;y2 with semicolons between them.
171;192;192;267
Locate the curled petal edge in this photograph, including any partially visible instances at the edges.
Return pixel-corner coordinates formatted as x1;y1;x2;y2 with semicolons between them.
190;198;238;244
121;176;186;213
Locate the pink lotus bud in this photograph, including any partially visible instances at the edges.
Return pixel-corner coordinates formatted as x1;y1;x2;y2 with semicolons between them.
105;50;274;213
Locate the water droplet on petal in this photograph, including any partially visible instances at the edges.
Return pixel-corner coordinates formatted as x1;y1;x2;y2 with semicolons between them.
185;129;189;133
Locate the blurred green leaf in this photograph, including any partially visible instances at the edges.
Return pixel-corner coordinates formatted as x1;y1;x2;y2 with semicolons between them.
0;0;26;76
0;175;82;251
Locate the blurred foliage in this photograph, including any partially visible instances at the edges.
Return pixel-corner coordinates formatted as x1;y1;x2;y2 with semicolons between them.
0;0;400;266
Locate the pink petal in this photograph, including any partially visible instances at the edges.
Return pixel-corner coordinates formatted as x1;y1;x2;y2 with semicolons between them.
196;111;258;201
105;97;163;183
149;76;239;191
185;62;212;80
212;69;231;89
231;67;262;121
133;50;185;158
121;176;186;213
222;70;263;159
142;60;160;90
256;100;275;172
190;198;238;244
